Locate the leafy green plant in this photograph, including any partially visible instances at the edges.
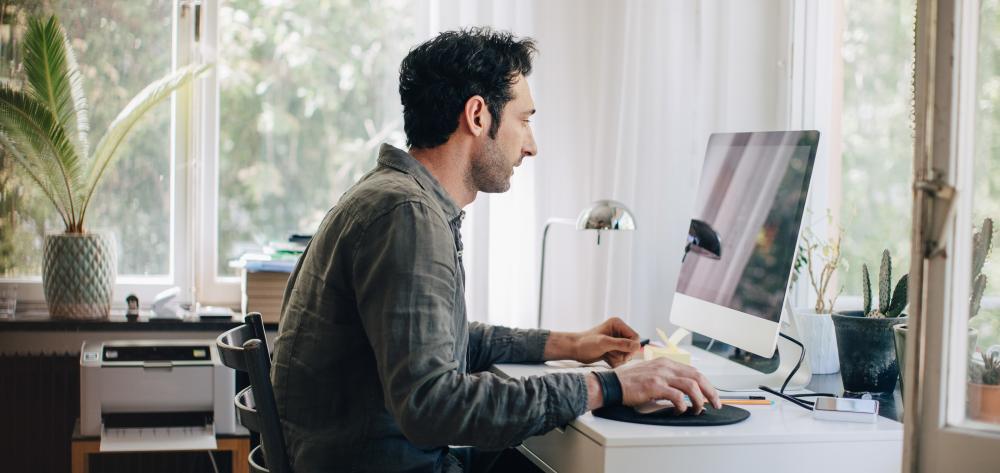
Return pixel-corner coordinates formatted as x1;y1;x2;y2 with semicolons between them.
861;249;908;318
970;351;1000;386
0;15;207;234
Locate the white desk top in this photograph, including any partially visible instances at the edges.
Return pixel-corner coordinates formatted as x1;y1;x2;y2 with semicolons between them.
493;347;902;449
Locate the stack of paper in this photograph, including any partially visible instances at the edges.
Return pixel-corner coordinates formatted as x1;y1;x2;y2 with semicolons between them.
241;269;290;323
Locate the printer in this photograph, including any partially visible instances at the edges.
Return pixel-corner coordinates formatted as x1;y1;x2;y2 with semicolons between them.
80;339;239;452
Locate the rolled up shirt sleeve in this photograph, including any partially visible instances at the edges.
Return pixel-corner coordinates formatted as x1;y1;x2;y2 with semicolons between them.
352;201;588;450
467;322;550;373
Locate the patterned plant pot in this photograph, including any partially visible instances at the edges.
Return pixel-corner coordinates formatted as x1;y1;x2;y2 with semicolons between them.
42;233;117;320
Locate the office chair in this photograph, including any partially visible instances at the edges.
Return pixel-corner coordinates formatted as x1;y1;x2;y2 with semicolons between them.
217;313;292;473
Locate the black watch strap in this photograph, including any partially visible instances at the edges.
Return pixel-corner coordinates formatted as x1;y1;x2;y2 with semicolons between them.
593;370;623;407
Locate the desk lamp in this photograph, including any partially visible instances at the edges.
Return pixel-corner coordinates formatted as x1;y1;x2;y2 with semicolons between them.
536;200;635;328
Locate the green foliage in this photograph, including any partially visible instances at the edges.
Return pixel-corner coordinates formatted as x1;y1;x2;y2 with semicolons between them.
970;351;1000;386
215;0;415;275
840;0;916;300
0;0;413;277
886;274;908;317
862;249;908;318
0;14;206;234
970;218;993;320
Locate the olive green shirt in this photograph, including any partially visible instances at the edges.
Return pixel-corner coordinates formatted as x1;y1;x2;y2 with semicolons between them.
271;144;588;473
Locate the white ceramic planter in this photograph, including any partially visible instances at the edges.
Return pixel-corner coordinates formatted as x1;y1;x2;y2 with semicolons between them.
792;309;840;374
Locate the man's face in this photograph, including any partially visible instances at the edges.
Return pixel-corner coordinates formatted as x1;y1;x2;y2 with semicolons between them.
469;74;537;193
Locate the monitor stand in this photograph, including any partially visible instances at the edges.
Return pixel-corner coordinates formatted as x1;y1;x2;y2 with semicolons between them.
692;306;813;392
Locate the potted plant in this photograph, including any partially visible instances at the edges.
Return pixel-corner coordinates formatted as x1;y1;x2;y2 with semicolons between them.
893;218;991;391
968;351;1000;423
832;249;908;393
0;16;206;319
792;214;846;374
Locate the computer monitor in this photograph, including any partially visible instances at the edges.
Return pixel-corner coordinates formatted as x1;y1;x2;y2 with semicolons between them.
669;131;819;358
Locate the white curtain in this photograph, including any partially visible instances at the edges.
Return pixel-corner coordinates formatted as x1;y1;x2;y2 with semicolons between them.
418;0;793;338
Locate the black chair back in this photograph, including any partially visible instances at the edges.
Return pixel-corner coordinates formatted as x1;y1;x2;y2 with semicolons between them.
216;313;291;473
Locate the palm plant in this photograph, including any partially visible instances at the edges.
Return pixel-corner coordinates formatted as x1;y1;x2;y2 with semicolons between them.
0;15;207;234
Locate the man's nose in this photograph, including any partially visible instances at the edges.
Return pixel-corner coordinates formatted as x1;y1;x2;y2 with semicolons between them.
524;133;538;157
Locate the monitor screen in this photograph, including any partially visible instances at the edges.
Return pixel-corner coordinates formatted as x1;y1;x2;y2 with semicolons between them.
670;132;818;360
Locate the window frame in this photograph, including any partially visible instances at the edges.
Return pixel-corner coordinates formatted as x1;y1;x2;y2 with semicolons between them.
0;0;200;309
906;0;1000;470
192;0;241;306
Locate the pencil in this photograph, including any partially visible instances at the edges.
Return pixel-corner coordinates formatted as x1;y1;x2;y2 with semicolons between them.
720;399;773;406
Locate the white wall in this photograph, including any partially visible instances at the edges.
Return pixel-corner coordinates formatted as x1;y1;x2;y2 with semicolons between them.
423;0;794;338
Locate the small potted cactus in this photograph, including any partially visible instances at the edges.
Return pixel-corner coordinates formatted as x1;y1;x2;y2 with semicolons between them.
968;351;1000;423
832;249;908;393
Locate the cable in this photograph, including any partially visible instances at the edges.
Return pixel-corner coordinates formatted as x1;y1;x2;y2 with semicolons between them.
759;385;814;410
777;332;804;393
792;392;836;398
207;450;220;473
757;332;837;411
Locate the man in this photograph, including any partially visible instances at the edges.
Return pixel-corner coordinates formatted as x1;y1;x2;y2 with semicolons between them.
271;27;721;473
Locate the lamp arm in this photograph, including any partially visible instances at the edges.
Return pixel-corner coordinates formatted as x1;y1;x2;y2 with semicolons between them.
537;218;577;329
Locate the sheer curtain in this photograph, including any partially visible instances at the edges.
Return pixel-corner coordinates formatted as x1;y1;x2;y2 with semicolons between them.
418;0;793;338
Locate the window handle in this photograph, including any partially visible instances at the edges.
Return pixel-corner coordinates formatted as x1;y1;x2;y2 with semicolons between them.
915;169;956;259
180;0;202;43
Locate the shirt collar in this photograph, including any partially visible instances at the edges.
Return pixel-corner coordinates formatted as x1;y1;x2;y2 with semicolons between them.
377;143;464;222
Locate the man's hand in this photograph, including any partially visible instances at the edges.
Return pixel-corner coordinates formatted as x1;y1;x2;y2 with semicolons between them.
614;358;721;414
573;317;641;367
543;317;641;367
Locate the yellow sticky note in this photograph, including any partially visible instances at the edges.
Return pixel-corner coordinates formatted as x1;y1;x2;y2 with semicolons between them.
644;328;692;365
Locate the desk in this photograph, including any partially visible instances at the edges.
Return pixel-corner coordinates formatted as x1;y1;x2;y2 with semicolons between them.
494;346;903;473
70;419;250;473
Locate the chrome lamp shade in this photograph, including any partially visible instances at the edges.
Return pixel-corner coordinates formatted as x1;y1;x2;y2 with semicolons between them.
537;200;636;328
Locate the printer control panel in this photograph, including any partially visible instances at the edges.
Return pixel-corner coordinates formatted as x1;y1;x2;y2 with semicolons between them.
103;345;211;363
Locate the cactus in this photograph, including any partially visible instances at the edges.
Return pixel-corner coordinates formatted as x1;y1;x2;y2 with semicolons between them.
970;218;993;320
886;275;908;318
878;250;892;314
970;351;1000;386
862;264;872;315
862;250;908;318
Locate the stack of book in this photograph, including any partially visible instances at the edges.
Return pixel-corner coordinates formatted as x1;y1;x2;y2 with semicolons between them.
233;236;310;323
241;269;290;323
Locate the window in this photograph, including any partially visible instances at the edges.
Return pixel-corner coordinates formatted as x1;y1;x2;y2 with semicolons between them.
213;0;417;278
838;0;915;300
969;0;1000;360
0;0;176;279
0;0;419;305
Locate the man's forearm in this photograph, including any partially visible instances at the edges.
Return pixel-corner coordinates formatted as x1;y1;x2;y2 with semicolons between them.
542;331;580;360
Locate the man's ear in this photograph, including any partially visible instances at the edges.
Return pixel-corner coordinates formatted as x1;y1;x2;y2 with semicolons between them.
462;95;490;138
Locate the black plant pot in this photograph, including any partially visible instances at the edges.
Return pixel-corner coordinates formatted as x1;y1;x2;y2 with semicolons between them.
832;311;908;394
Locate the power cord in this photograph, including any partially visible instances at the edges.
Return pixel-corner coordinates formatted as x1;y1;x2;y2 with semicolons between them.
758;332;835;411
207;450;220;473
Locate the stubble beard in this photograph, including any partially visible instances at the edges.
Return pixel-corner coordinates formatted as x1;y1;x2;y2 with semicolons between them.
468;137;513;193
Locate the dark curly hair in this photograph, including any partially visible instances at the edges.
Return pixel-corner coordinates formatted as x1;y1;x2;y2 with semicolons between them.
398;27;537;149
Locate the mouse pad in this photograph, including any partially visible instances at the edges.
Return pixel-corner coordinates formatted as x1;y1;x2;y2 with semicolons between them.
593;404;750;426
